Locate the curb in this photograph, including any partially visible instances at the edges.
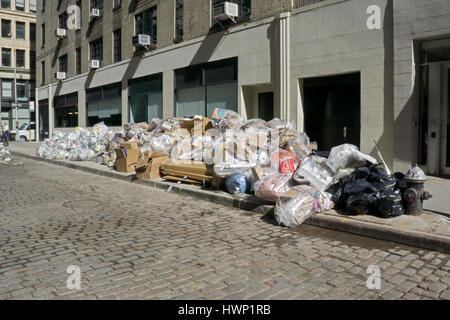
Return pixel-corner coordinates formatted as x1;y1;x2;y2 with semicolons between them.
10;150;450;253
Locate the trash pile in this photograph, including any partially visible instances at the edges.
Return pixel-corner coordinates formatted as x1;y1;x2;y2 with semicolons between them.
0;147;23;166
36;108;417;227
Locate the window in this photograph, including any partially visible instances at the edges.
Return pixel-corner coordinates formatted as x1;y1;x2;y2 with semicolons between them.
15;0;24;11
1;0;10;9
113;0;121;9
2;19;11;38
113;29;121;63
16;21;25;40
42;0;45;11
29;0;36;13
90;37;103;62
54;93;79;128
59;12;68;29
30;23;35;42
90;0;103;13
30;81;35;99
16;49;25;67
175;0;183;38
129;74;163;123
59;54;68;73
86;83;122;127
175;57;238;117
2;80;12;98
41;61;45;83
76;47;81;75
30;51;35;70
16;81;26;98
135;6;157;45
41;23;45;47
76;0;82;29
2;48;11;66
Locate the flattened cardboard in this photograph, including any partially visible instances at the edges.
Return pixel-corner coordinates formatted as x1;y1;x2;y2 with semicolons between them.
136;156;169;179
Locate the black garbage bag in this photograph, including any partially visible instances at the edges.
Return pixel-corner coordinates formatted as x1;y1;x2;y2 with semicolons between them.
343;179;376;195
375;189;404;218
346;193;376;215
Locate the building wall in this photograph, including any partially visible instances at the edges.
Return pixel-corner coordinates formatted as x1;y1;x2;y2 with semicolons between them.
35;0;396;166
393;0;450;172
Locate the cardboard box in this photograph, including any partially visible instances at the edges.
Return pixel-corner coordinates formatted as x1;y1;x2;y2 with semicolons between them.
136;156;169;180
115;142;140;173
161;160;213;183
179;117;213;135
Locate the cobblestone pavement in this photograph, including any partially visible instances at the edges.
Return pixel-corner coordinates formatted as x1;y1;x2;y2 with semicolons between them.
0;156;449;300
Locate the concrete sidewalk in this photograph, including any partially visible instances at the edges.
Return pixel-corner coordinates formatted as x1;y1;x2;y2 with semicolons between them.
4;141;450;253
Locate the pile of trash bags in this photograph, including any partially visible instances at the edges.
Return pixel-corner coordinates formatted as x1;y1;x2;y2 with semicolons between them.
36;108;410;227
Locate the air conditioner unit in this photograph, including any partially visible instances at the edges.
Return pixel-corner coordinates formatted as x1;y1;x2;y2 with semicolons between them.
88;60;100;69
213;2;239;21
132;34;151;47
55;72;66;80
55;28;67;38
90;8;101;18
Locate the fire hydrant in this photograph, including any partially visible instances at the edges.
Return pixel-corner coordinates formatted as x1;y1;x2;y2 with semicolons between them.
403;165;432;216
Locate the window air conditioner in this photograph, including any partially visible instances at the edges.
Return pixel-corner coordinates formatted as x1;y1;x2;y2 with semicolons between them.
88;60;100;69
132;34;151;47
90;8;101;18
213;2;239;21
55;72;66;80
55;28;67;38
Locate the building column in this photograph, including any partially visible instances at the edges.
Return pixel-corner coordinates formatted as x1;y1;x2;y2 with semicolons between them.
78;88;86;127
121;79;128;125
163;70;174;118
274;12;291;122
48;85;54;137
35;88;40;142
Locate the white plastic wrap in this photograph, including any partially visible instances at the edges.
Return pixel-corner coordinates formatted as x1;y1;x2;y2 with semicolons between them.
254;173;295;202
150;134;174;155
275;185;317;227
213;162;256;178
326;144;377;173
294;156;334;191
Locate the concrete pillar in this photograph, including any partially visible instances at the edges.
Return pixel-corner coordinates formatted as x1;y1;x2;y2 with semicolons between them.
78;88;86;127
48;85;54;137
121;79;128;125
274;12;290;122
35;88;39;142
163;70;174;118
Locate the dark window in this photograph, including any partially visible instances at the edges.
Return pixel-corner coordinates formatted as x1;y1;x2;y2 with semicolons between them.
2;48;11;66
113;0;121;9
90;37;103;62
16;81;26;98
86;83;122;127
91;0;103;13
128;74;163;123
41;61;45;83
30;51;35;70
15;0;24;11
41;23;45;46
59;54;68;73
135;6;157;45
76;47;81;75
54;93;79;128
175;57;238;117
113;29;121;63
16;21;25;39
2;19;11;37
59;11;68;29
1;0;10;9
175;0;183;38
30;23;35;42
16;49;25;67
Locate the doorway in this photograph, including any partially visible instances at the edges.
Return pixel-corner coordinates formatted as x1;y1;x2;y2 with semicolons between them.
303;73;361;151
442;65;450;175
258;92;274;121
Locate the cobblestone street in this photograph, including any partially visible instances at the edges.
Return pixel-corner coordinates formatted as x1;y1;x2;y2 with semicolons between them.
0;156;449;300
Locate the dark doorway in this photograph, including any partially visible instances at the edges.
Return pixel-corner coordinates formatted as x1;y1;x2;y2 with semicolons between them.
258;92;274;121
303;73;361;151
38;99;49;140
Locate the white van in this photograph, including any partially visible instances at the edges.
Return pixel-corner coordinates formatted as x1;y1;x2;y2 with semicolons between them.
10;122;36;142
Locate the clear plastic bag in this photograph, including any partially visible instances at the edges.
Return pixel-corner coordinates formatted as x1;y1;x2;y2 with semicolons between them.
275;186;317;227
213;161;256;178
294;156;334;191
150;134;174;155
225;173;251;195
326;144;377;173
254;173;296;202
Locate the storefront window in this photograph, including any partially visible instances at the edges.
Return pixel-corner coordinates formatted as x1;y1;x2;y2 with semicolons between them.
128;74;162;123
86;83;121;127
175;57;237;117
54;92;78;128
